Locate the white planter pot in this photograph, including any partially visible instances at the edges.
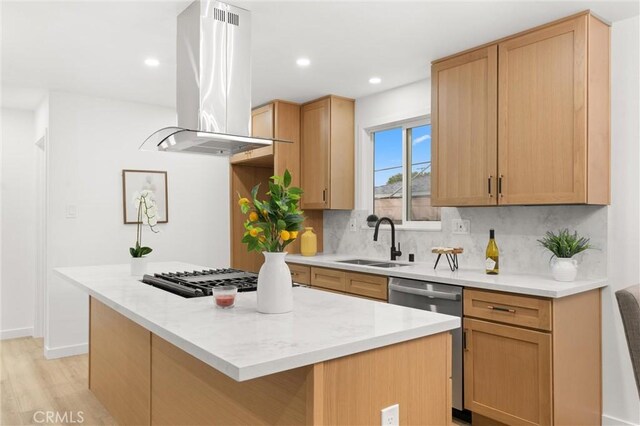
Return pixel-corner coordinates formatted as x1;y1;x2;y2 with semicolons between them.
130;257;149;277
551;257;578;282
257;252;293;314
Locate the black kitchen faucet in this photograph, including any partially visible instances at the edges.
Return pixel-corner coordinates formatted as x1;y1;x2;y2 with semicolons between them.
373;217;402;261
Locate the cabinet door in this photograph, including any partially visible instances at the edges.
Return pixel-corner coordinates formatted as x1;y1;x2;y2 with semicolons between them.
498;16;587;204
301;98;330;209
273;101;301;187
251;104;274;139
431;46;498;206
464;318;552;426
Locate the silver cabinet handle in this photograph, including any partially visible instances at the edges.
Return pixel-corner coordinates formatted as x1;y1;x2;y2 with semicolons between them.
388;283;461;301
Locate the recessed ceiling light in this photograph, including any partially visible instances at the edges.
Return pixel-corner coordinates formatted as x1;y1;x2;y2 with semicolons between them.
369;77;382;84
296;57;310;67
145;58;160;67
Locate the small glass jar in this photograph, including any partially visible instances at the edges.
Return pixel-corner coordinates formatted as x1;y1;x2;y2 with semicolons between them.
213;286;238;309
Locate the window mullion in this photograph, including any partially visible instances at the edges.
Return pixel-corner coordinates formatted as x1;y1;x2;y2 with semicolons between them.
402;126;408;225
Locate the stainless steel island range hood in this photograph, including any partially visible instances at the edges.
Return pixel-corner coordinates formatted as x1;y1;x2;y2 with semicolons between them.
141;0;285;155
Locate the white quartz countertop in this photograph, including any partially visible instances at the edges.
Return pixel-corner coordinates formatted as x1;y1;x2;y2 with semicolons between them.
54;261;459;382
286;254;607;298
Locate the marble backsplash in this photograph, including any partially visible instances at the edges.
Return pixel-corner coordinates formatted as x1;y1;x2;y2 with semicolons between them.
323;205;608;278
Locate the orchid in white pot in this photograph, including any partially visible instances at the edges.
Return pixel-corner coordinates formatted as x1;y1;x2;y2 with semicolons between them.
130;189;159;275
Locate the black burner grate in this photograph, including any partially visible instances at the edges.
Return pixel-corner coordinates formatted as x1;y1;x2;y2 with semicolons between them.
141;269;258;298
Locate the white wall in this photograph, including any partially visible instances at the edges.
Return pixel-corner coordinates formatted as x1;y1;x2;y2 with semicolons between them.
0;108;38;339
603;15;640;426
44;91;230;357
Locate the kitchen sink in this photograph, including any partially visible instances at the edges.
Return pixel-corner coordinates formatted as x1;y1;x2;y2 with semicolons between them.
369;262;409;268
337;259;409;268
337;259;383;265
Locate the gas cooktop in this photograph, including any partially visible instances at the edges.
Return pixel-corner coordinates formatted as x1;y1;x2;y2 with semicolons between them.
141;269;258;298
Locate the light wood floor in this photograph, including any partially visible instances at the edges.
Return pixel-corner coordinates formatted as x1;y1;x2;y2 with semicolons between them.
0;337;114;426
1;337;469;426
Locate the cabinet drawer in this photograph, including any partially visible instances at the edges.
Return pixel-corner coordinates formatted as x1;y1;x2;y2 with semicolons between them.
464;289;552;331
345;272;388;301
288;263;310;285
310;267;346;292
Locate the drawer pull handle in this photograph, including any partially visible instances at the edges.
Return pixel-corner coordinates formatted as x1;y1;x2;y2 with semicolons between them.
487;305;516;313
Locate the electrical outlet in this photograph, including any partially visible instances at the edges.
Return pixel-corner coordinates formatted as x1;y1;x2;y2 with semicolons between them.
66;204;77;219
451;219;470;234
381;404;399;426
349;218;358;232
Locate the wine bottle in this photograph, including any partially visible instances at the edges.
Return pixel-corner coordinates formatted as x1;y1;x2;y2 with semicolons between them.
485;229;499;275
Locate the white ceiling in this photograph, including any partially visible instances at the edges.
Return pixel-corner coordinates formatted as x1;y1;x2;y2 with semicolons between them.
2;0;638;111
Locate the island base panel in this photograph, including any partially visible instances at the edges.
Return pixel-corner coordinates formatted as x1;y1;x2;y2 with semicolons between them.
89;297;452;425
89;298;151;426
152;334;309;425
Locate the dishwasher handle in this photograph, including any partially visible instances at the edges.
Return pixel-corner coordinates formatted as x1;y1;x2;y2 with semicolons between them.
389;283;461;301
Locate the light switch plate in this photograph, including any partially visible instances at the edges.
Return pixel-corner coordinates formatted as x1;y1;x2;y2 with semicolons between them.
381;404;399;426
452;219;470;234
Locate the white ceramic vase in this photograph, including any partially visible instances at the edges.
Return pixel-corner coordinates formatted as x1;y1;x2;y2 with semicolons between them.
551;257;578;282
257;252;293;314
130;257;148;277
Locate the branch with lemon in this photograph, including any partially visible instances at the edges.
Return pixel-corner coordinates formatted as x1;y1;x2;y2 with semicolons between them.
238;169;304;253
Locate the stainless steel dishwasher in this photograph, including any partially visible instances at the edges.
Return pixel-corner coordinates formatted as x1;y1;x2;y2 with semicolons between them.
388;277;464;412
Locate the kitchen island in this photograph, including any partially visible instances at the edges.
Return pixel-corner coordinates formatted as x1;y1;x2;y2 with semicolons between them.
55;261;459;425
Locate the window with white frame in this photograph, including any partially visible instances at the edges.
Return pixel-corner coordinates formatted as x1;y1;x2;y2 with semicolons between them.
371;117;441;226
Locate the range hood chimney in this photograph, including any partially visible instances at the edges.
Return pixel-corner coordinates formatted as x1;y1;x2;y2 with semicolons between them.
140;0;284;155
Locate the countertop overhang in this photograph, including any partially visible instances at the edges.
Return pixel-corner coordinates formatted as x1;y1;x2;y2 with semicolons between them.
286;254;607;298
54;261;459;382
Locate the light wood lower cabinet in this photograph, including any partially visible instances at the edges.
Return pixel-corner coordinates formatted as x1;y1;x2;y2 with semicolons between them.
289;263;311;285
463;288;601;425
310;266;346;292
464;318;552;425
345;272;388;300
89;297;452;425
307;265;388;301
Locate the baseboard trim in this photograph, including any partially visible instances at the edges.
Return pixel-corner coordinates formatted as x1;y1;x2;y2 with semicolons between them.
44;343;88;359
0;327;34;340
603;413;640;426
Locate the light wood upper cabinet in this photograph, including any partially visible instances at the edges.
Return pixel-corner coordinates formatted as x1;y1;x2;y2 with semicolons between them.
301;95;355;210
230;100;324;271
251;103;274;139
431;12;610;206
431;46;498;206
498;15;605;204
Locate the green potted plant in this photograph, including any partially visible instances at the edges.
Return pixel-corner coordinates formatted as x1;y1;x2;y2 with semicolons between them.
238;169;304;313
130;190;159;276
538;229;592;282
